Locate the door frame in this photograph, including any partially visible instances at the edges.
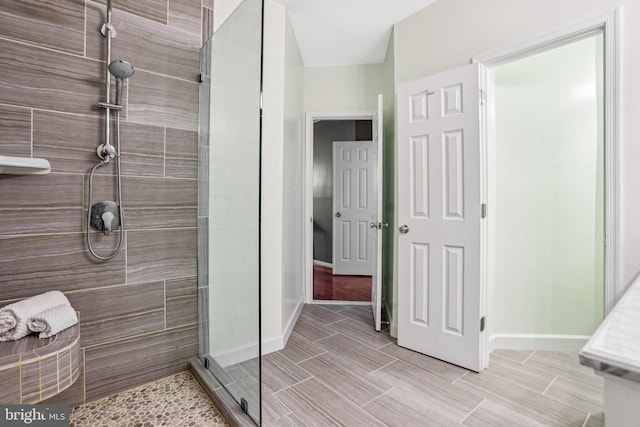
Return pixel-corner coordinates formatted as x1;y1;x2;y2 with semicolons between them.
304;111;376;304
473;8;621;358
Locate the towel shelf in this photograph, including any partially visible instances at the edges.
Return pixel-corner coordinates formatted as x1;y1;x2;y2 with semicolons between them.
0;323;80;403
0;155;51;175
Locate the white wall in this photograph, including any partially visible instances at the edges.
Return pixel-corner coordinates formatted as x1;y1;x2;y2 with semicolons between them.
213;0;244;33
261;0;286;348
490;34;604;337
261;0;305;352
394;0;640;320
281;11;306;337
304;63;388;112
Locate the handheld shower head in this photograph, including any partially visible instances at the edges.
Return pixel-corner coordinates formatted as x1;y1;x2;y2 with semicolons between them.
108;60;134;105
108;60;135;79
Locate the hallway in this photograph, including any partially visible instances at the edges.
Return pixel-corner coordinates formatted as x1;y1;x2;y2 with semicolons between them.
313;265;372;301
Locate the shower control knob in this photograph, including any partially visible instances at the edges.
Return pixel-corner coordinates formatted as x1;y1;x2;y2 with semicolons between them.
97;143;117;162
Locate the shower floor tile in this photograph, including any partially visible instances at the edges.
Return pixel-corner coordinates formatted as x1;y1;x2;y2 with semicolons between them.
70;371;228;427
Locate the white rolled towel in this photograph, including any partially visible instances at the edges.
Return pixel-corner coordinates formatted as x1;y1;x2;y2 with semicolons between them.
27;305;78;339
0;291;71;341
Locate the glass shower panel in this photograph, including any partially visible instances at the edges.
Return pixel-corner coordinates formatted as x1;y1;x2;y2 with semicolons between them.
199;0;263;424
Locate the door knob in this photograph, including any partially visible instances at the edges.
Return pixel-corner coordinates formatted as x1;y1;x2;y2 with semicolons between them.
370;222;377;229
399;224;409;234
335;212;341;218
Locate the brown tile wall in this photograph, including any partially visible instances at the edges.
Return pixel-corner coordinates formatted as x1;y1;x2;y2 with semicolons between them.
0;0;213;406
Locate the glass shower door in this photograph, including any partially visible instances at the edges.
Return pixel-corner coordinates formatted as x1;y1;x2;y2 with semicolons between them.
198;0;263;424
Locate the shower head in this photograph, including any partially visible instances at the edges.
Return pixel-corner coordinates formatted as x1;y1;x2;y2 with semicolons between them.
108;60;134;106
108;60;135;80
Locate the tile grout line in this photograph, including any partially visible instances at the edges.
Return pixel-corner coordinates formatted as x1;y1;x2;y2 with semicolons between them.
272;377;343;426
310;311;350;324
358;386;394;409
273;412;294;425
522;350;536;365
82;348;86;405
312;331;340;343
0;35;196;83
452;370;469;384
368;358;398;375
163;127;167;177
83;0;87;57
291;350;328;366
30;108;34;157
542;375;558;395
163;279;167;329
459;398;486;424
271;375;313;397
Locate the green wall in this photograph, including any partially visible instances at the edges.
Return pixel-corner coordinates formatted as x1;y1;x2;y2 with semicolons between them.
381;31;396;334
489;34;605;336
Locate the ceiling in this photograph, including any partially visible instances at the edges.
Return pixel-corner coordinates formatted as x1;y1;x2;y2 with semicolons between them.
275;0;439;66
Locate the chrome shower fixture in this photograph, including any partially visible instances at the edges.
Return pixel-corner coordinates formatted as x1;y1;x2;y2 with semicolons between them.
86;0;133;261
108;59;134;79
108;60;135;106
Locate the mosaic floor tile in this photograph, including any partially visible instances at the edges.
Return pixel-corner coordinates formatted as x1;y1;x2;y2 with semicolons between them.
70;371;228;427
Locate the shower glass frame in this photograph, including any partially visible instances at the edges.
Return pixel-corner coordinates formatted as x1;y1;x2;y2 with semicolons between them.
197;0;264;424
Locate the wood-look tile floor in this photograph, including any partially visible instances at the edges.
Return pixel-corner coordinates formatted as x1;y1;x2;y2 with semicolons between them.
263;304;604;427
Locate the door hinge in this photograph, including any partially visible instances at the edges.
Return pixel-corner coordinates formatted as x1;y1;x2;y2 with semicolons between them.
481;203;487;219
479;89;486;106
198;73;204;83
240;398;249;415
480;316;486;332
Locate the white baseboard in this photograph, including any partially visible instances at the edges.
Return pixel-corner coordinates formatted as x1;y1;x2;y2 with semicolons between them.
261;336;283;357
313;260;333;268
262;296;305;356
210;343;258;368
489;334;591;352
282;297;305;346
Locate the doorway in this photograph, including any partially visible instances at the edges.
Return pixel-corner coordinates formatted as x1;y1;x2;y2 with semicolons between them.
487;31;606;350
396;11;620;372
311;119;374;302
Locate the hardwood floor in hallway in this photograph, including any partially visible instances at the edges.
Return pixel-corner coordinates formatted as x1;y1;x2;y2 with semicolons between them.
262;304;604;426
313;265;372;301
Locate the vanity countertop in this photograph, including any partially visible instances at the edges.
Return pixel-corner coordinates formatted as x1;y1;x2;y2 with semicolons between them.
580;276;640;383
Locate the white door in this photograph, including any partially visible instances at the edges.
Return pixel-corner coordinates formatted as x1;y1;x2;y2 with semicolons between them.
397;63;484;372
372;95;384;331
333;140;375;276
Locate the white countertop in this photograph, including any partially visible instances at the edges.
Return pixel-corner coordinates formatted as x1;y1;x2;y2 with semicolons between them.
580;275;640;382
